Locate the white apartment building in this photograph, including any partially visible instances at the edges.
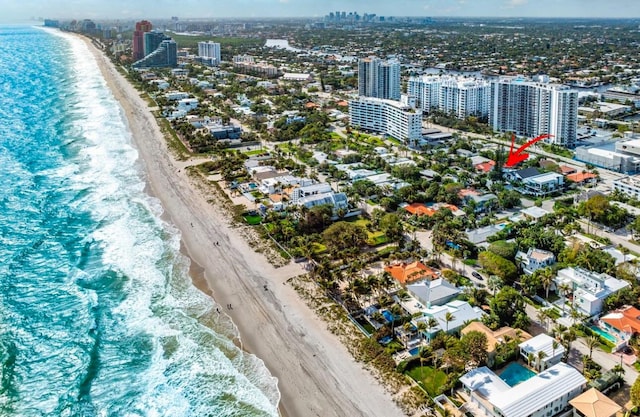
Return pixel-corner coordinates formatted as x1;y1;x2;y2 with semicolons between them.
349;96;422;143
408;75;490;119
407;75;441;113
440;77;491;119
197;41;221;65
358;57;400;100
489;77;578;148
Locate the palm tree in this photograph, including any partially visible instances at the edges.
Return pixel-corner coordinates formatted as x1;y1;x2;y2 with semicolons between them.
537;309;550;332
539;267;555;299
444;312;455;334
585;335;599;359
389;304;404;337
527;352;535;368
552;340;559;361
416;321;427;342
487;275;503;296
402;322;414;347
558;283;572;315
612;364;624;378
418;345;432;380
426;317;438;343
536;350;548;372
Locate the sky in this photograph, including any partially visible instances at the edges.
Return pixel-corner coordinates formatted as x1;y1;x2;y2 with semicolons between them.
2;0;640;22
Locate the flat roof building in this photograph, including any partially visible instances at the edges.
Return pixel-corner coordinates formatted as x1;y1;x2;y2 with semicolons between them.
349;96;422;143
460;362;586;417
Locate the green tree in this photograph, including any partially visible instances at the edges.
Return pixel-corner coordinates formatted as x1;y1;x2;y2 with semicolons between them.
632;376;640;408
379;213;404;243
321;221;367;259
585;336;599;359
444;312;456;334
536;350;547;371
489;287;527;328
460;330;488;366
478;251;518;283
487;240;518;261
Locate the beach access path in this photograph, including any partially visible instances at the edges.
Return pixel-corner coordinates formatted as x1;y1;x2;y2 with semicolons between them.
84;39;405;417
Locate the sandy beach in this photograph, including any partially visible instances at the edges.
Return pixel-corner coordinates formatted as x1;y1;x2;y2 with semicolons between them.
84;39;405;417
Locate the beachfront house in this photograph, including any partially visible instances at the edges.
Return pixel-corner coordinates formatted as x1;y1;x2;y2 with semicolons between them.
413;300;484;337
384;261;439;286
460;362;586;417
406;278;460;308
519;334;565;371
555;267;630;317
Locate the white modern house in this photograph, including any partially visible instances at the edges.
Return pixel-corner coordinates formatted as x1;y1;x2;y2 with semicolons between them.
519;334;565;370
460;362;586;417
522;172;565;196
555;267;630;317
288;183;333;204
516;248;556;275
413;300;484;337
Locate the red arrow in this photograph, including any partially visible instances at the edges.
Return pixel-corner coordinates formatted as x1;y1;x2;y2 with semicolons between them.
504;133;553;168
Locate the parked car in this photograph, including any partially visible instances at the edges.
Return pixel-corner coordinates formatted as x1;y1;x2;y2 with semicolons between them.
472;271;483;280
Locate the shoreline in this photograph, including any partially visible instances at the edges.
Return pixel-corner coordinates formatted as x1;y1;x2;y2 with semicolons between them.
82;38;405;417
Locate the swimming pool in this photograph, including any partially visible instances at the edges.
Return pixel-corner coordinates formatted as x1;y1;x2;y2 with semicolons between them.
499;363;536;387
409;347;420;356
382;310;396;323
589;325;617;343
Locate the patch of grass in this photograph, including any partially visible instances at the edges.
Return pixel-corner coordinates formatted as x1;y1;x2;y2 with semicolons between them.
367;232;389;246
242;149;264;156
406;365;448;397
243;214;262;225
157;117;189;160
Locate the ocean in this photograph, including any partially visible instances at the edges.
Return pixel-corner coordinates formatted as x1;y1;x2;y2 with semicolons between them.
0;26;279;417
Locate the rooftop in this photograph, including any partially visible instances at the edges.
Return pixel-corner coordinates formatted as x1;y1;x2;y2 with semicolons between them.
519;334;565;359
493;363;586;417
461;322;532;354
569;388;622;417
601;305;640;334
384;261;438;285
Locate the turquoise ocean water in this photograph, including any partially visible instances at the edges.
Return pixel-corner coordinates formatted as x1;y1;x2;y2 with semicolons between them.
0;26;279;416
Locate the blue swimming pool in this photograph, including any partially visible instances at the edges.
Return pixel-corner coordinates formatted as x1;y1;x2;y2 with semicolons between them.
590;325;617;343
499;363;536;387
382;310;396;323
409;347;420;356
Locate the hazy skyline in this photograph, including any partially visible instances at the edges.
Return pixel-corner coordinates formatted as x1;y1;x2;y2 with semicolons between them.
3;0;640;22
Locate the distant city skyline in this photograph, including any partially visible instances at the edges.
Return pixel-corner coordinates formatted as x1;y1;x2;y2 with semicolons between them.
2;0;640;22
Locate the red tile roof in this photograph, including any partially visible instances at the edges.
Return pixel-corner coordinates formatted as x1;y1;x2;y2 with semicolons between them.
475;161;496;173
601;306;640;334
405;203;436;216
384;261;439;285
560;165;578;175
566;172;597;183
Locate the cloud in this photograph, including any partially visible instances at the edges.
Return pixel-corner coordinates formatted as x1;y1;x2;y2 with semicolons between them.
506;0;528;6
